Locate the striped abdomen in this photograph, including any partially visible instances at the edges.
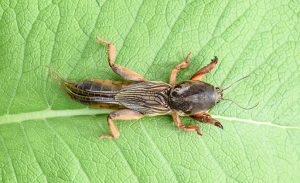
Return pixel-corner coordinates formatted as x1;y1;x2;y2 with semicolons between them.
64;80;131;108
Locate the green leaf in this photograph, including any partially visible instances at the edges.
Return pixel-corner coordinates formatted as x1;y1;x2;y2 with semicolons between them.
1;0;300;182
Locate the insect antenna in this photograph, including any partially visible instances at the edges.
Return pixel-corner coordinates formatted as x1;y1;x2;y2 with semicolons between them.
223;75;250;90
222;98;259;110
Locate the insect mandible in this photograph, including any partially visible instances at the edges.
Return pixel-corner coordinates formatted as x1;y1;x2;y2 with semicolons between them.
57;37;226;139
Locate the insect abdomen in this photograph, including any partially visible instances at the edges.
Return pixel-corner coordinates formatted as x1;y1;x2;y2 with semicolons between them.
77;80;129;92
64;80;131;106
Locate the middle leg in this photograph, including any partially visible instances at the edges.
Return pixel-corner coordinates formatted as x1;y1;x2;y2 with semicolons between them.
169;52;191;85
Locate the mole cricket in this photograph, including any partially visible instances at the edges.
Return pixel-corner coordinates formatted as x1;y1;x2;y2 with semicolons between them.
54;37;249;139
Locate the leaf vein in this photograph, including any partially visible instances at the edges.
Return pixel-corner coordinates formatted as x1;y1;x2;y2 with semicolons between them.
96;122;140;183
143;0;192;77
43;119;92;183
0;135;19;183
140;124;179;183
0;109;299;130
20;123;48;182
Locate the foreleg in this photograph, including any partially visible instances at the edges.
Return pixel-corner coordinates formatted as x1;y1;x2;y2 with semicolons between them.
190;56;218;81
191;112;223;129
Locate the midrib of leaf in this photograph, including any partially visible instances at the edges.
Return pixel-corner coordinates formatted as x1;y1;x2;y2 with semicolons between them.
0;108;111;125
212;115;300;129
0;109;299;130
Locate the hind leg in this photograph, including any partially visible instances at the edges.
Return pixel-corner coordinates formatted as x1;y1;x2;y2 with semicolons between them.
96;37;145;82
99;109;144;139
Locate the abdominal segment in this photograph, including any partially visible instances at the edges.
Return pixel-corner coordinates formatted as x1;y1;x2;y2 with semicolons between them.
63;80;129;106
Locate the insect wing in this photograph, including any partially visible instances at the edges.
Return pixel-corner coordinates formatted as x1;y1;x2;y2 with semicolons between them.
115;81;171;114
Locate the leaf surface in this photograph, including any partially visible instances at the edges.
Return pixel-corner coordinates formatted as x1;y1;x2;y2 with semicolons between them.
0;0;300;182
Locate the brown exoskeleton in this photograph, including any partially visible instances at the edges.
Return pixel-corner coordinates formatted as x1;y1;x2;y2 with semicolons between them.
59;37;225;139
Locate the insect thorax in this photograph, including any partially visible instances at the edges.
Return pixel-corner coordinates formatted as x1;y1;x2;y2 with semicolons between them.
168;80;219;115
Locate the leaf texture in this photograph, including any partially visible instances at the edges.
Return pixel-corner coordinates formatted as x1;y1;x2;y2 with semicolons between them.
0;0;300;182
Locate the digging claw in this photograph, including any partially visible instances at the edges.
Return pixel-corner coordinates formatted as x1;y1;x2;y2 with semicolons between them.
215;122;223;129
211;56;218;64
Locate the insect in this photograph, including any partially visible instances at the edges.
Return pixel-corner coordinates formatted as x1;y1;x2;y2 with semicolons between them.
57;37;225;139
